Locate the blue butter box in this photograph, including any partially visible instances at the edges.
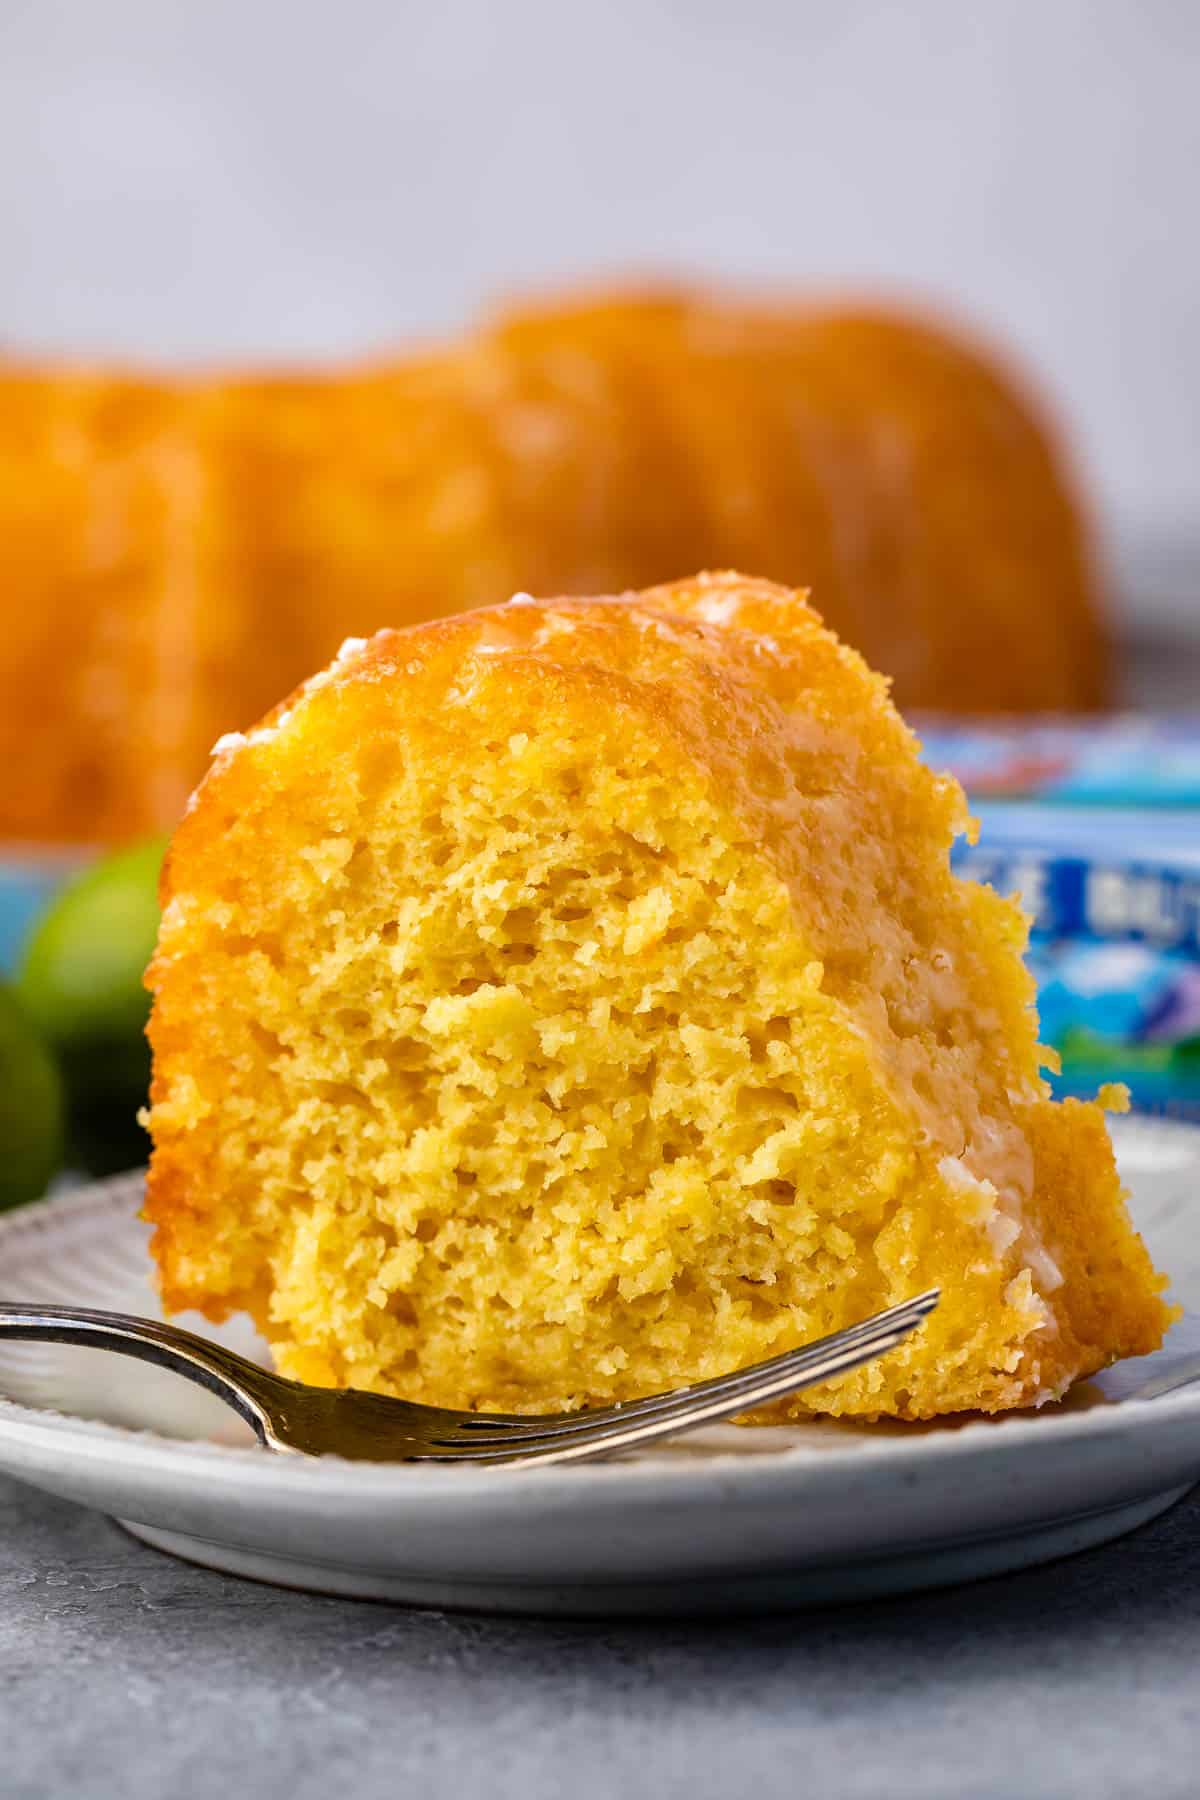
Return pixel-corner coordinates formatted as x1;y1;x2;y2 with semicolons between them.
920;717;1200;1118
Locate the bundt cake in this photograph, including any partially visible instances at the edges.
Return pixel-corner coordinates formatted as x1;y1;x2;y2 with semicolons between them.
143;574;1165;1421
2;289;1106;847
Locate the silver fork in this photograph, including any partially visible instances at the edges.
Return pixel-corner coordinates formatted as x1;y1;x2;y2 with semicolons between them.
0;1290;938;1465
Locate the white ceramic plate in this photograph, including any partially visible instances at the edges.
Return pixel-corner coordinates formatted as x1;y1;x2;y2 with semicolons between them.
1;1115;1198;1616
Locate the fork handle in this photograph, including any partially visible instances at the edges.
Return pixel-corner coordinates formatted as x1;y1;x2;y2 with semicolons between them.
0;1302;277;1447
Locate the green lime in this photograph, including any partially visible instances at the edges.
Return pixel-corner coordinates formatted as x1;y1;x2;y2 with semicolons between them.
17;837;167;1050
17;837;166;1176
0;979;64;1208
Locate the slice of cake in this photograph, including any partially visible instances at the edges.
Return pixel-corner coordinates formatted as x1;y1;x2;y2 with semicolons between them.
143;574;1169;1418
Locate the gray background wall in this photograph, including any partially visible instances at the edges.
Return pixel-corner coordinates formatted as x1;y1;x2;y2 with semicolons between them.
3;0;1198;636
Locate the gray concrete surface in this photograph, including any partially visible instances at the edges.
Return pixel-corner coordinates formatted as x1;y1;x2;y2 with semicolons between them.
4;1471;1199;1800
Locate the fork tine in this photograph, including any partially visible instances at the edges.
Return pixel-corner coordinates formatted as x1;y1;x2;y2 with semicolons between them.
430;1290;938;1449
504;1314;930;1466
441;1313;932;1466
420;1290;938;1458
440;1290;938;1445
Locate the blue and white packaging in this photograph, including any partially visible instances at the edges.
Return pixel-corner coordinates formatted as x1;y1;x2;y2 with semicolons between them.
920;718;1200;1118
